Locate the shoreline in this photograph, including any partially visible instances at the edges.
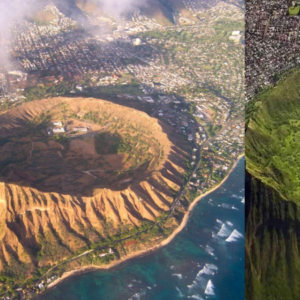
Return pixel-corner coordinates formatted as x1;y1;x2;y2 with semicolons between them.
47;154;244;291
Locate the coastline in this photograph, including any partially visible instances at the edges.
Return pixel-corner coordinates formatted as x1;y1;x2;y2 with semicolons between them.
47;154;244;290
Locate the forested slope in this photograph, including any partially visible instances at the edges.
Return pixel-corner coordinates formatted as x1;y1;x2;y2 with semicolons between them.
246;69;300;203
246;68;300;299
246;172;300;300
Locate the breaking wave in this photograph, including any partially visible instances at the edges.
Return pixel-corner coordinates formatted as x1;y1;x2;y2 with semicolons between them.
187;276;207;292
226;221;233;226
217;223;232;238
176;286;184;297
187;265;216;291
188;295;204;299
205;245;215;257
198;264;218;276
128;289;146;300
204;280;215;296
225;229;244;242
172;273;183;279
218;203;231;209
218;203;240;210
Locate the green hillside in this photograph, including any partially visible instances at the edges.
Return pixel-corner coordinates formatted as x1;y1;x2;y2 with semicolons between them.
246;68;300;299
246;68;300;203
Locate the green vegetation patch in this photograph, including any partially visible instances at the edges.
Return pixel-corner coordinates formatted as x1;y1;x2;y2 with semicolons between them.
213;20;244;31
288;5;300;15
94;132;132;155
246;68;300;202
140;29;195;43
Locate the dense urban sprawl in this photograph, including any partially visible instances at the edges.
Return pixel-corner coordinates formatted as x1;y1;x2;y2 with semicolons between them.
246;0;300;100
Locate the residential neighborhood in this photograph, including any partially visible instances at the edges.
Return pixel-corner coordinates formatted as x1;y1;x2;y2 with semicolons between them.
0;2;244;299
0;3;244;200
246;0;300;101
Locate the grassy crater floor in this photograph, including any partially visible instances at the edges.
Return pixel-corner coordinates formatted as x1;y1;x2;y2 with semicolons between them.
246;68;300;202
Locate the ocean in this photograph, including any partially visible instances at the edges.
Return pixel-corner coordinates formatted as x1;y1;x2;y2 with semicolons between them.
38;157;245;300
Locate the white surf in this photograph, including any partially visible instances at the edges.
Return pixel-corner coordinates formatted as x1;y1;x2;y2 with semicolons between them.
217;223;231;238
204;280;215;296
225;229;244;242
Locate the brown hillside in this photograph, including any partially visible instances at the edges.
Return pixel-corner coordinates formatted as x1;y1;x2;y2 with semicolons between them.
0;97;190;280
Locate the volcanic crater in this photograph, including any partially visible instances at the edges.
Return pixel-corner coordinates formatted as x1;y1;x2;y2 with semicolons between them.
0;97;174;196
0;97;191;275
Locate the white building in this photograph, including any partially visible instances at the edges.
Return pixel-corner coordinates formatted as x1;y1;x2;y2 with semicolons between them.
53;127;65;133
132;38;141;46
231;31;241;36
99;248;114;257
74;127;88;132
143;96;154;103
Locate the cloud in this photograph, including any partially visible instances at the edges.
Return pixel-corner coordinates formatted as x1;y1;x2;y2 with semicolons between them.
98;0;145;19
0;0;43;64
0;0;144;66
78;0;145;20
0;0;42;33
0;0;144;33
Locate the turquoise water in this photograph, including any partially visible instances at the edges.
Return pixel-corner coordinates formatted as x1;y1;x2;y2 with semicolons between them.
39;158;245;300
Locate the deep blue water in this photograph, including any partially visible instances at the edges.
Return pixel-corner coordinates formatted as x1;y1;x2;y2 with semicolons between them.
39;157;245;300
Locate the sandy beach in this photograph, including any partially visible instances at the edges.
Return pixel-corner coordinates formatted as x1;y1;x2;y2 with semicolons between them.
47;154;244;290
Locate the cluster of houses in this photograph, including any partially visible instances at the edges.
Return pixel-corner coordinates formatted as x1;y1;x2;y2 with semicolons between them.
6;1;244;105
190;120;244;193
0;72;8;104
0;2;243;129
47;121;65;135
99;248;114;257
11;4;76;72
0;70;28;105
36;275;58;291
47;121;89;136
246;0;300;100
10;5;162;80
2;246;116;299
135;26;243;104
182;0;244;18
182;0;219;15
